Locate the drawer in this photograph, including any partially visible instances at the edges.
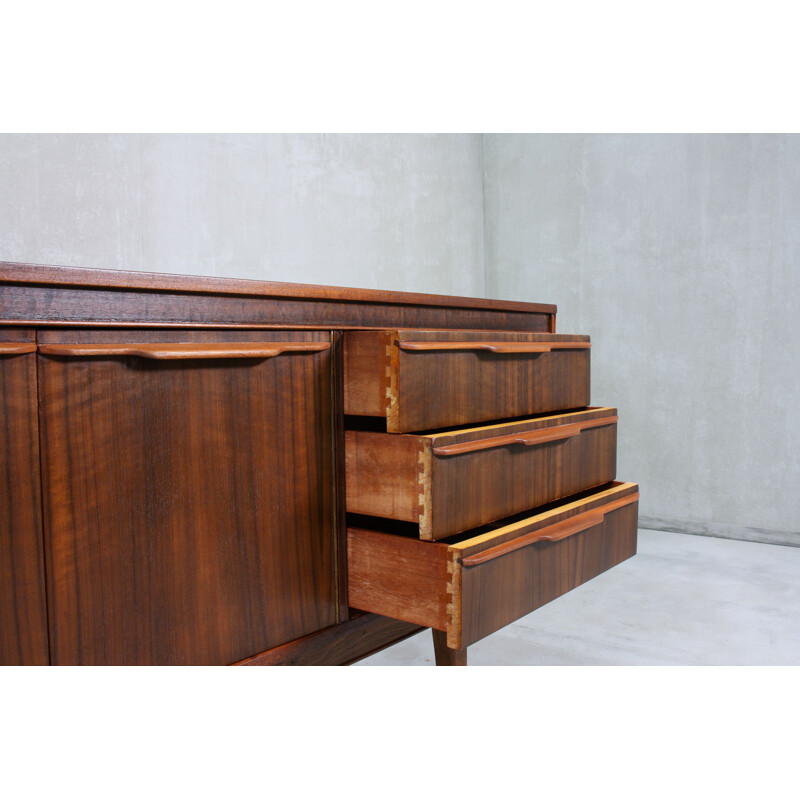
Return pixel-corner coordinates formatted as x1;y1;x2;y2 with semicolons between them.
346;406;617;540
344;329;591;432
348;482;639;649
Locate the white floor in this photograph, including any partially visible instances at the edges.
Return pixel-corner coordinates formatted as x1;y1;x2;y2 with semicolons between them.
357;528;800;666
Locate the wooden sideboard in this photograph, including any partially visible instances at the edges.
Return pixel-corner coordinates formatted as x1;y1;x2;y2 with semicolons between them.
0;262;638;666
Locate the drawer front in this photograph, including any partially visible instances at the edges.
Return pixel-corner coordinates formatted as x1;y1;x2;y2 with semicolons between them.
346;407;617;540
344;330;591;432
454;493;638;648
348;483;639;650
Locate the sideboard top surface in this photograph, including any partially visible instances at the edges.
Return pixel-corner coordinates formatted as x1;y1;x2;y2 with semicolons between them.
0;262;557;332
0;261;556;315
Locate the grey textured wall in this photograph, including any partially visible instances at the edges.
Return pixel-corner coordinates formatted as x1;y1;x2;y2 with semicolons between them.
0;133;485;296
3;132;797;542
484;133;800;542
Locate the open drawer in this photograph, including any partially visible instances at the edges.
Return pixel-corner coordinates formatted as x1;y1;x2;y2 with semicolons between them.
344;329;591;432
346;407;617;540
348;482;639;650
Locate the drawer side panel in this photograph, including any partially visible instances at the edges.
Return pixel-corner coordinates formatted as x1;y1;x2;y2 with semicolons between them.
348;529;450;630
345;431;423;522
343;330;392;416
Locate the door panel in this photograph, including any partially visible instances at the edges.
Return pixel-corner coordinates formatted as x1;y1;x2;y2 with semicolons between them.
38;329;335;665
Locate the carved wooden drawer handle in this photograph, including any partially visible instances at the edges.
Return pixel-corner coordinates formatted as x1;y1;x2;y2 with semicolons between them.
0;343;37;356
398;341;591;353
432;415;618;457
36;342;331;360
461;492;639;567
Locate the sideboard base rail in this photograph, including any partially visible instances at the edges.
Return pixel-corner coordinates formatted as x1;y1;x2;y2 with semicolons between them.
235;613;423;666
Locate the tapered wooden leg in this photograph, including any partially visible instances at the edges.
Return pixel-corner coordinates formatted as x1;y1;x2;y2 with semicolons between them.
432;629;467;666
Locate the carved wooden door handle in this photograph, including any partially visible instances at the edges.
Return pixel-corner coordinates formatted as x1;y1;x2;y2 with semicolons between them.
0;343;37;356
36;342;330;360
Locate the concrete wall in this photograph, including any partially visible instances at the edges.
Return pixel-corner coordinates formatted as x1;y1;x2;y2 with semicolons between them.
484;134;800;543
4;132;797;542
0;134;485;296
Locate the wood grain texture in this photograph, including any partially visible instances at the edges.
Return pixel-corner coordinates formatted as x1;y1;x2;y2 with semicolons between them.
0;343;37;354
449;481;639;559
347;528;450;630
431;414;617;456
1;264;642;667
37;342;330;359
344;330;591;432
456;500;638;648
432;629;467;666
0;261;557;316
330;331;350;622
428;414;616;540
345;430;424;522
0;330;50;665
460;492;639;565
343;330;392;416
345;408;618;540
346;483;639;653
0;281;553;332
235;612;423;666
38;329;336;665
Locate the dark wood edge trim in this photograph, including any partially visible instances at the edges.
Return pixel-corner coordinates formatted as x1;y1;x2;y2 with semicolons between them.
331;332;349;623
233;613;423;666
0;262;558;316
1;321;542;331
0;319;555;332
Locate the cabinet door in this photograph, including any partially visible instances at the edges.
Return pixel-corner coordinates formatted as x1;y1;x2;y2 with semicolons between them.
37;329;335;665
0;330;49;665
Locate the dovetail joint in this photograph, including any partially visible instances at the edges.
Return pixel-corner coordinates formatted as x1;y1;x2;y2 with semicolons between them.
417;445;432;539
445;552;461;650
384;336;399;429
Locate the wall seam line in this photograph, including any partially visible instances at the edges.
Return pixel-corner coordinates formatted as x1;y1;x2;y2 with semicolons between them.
480;133;489;299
